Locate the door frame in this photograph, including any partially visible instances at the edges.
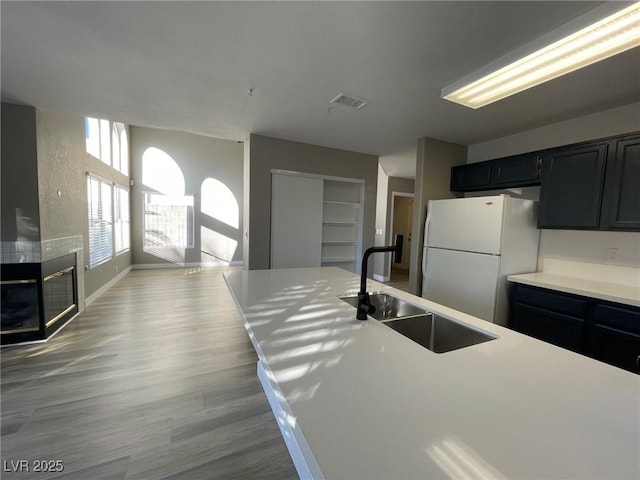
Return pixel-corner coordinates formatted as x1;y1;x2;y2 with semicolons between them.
388;191;415;275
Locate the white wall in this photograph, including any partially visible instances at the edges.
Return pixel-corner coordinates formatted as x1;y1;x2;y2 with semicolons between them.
466;102;640;271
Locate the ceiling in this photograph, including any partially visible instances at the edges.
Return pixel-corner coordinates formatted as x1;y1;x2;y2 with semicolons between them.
2;1;639;178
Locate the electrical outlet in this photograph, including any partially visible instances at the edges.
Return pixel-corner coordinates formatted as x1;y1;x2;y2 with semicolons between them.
607;248;618;262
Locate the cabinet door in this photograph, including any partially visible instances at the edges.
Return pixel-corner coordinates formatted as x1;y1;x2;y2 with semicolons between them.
270;174;323;268
490;153;541;187
511;303;585;352
538;142;608;229
600;135;640;231
588;303;640;374
450;162;491;192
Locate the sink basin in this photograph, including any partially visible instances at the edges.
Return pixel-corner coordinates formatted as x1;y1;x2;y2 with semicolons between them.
382;313;496;353
339;293;426;320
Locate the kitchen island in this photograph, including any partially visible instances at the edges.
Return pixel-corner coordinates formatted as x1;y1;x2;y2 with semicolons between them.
224;267;639;479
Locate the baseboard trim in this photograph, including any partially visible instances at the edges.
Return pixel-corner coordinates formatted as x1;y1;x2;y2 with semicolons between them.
85;266;132;307
373;273;390;282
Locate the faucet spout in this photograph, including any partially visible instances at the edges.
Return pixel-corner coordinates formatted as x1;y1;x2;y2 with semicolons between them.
357;236;403;320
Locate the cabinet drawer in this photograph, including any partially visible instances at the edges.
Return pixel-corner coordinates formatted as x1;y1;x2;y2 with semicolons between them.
592;303;640;333
511;303;585;352
589;324;640;373
512;285;587;318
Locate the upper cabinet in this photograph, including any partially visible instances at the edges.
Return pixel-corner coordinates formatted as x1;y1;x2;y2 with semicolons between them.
451;132;640;232
450;162;491;191
600;135;640;230
538;141;608;229
450;153;541;192
538;132;640;231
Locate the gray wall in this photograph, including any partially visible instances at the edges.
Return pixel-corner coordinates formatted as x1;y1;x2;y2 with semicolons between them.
245;134;378;271
35;108;131;298
1;103;40;242
466;101;640;270
129;126;244;266
0;104;131;300
468;102;640;163
409;137;467;294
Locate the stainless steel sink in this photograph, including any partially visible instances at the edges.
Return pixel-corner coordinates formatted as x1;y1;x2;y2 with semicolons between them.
339;293;426;320
382;313;496;353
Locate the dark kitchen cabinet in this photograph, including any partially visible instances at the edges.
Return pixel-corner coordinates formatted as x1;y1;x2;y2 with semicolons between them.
450;162;491;191
600;135;640;230
509;283;640;374
490;153;541;187
511;285;587;352
451;153;541;192
538;132;640;232
589;303;640;373
538;141;608;229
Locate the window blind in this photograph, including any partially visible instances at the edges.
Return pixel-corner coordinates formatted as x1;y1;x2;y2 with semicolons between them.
87;175;114;267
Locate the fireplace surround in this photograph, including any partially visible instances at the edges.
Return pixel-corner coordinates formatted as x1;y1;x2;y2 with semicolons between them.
1;253;78;345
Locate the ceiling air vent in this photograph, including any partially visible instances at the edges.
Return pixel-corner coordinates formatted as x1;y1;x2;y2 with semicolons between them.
330;93;368;110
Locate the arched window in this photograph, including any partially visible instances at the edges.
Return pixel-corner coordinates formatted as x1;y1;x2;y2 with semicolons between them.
119;127;129;176
112;123;120;172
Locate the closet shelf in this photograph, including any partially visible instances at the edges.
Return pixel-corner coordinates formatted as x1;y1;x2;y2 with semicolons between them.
321;257;357;263
322;221;359;226
323;200;361;207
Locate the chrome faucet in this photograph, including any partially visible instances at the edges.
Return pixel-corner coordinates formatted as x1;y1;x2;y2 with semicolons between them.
357;236;403;320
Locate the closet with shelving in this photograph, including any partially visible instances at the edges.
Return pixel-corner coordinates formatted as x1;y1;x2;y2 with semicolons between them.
271;171;364;273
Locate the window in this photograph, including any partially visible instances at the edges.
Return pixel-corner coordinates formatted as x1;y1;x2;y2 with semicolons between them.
114;186;130;254
144;192;194;251
118;126;129;176
112;123;120;173
100;119;111;165
85;118;100;159
85;118;128;174
87;175;113;267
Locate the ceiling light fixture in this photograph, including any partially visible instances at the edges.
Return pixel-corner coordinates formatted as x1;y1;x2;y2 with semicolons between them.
442;2;640;109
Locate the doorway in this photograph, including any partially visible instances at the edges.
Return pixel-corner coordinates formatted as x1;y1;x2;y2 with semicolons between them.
389;192;414;291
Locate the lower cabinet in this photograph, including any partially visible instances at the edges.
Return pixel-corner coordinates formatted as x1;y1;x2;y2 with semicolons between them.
589;303;640;373
510;283;640;374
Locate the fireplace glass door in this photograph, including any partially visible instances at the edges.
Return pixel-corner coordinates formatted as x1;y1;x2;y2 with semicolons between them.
1;280;40;334
43;266;76;327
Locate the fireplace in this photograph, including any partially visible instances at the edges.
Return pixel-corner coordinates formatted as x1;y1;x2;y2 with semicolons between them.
42;254;77;330
1;253;78;345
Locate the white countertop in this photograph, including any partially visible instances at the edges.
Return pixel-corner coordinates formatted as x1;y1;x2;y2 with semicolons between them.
508;271;640;307
224;267;640;480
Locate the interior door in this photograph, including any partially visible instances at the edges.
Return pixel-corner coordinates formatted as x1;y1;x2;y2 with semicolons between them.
422;247;500;322
392;195;413;270
271;173;323;268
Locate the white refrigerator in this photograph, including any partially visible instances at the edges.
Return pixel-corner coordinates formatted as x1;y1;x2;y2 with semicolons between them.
422;195;539;326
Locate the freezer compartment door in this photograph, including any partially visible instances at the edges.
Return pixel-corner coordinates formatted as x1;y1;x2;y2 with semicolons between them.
426;195;504;255
422;247;500;323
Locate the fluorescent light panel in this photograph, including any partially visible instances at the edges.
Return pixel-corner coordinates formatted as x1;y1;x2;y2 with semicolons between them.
443;2;640;109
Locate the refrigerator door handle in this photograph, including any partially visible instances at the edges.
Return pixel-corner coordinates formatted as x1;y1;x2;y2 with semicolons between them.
421;202;433;296
424;201;432;248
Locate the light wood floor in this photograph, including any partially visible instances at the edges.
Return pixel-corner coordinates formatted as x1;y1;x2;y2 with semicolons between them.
1;267;298;480
385;266;410;293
